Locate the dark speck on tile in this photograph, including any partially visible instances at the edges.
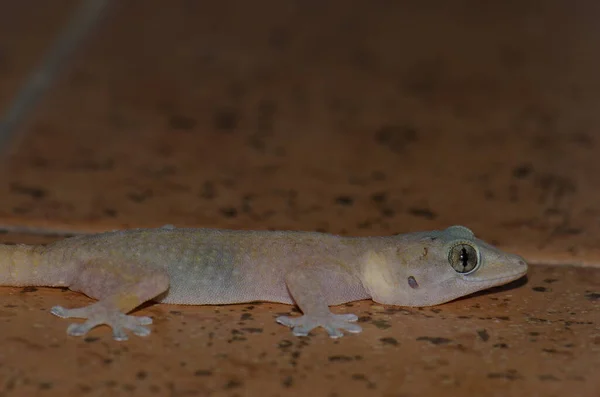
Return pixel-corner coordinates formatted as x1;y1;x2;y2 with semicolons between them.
281;376;293;388
416;336;452;345
194;370;212;377
213;107;239;132
241;327;263;334
584;292;600;301
408;207;437;220
487;370;522;380
240;313;253;321
374;124;417;153
371;192;387;203
20;286;38;293
278;340;293;349
223;379;243;389
538;374;560;381
477;329;490;342
532;286;548;292
512;163;533;179
543;278;559;284
220;207;238;218
328;355;354;362
10;182;47;199
335;195;354;206
371;319;391;330
380;337;399;346
168;114;197;130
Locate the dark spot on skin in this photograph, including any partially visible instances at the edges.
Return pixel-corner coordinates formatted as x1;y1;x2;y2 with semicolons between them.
194;370;212;377
335;195;354;206
380;337;398;346
220;207;238;218
543;278;559;284
408;276;419;289
512;164;533;179
374;124;418;153
10;183;47;199
282;376;293;388
241;327;263;334
408;207;437;220
532;286;548;292
20;287;38;293
371;319;391;330
416;336;452;345
168;115;197;130
585;292;600;301
487;370;522;380
84;337;100;343
214;107;239;131
328;355;354;362
477;329;490;342
493;343;508;349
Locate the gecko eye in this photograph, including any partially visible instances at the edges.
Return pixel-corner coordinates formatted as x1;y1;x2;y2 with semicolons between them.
448;243;479;274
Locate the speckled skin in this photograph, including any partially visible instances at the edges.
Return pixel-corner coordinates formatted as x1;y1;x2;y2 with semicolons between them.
0;225;527;340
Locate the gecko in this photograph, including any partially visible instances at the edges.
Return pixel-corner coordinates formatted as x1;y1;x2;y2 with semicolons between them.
0;225;527;340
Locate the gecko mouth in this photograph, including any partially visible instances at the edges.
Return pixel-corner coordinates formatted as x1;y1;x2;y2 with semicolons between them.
463;268;528;284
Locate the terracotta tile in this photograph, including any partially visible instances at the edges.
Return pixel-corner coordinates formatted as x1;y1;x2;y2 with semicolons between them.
0;255;597;396
1;2;599;266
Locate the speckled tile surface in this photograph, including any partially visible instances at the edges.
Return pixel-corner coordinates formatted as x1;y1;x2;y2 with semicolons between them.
0;1;599;266
0;2;599;397
0;242;597;397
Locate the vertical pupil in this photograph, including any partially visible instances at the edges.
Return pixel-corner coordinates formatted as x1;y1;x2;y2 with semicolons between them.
460;247;468;268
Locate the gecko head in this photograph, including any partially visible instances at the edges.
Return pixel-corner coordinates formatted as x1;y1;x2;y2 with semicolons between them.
362;225;528;306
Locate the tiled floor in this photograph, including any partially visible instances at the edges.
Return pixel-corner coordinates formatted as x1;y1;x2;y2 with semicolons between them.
0;1;598;396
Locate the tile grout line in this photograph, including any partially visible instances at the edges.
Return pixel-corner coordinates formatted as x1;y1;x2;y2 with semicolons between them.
0;0;112;154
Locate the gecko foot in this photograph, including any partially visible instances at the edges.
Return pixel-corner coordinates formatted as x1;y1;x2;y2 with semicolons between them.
50;305;153;341
276;313;362;338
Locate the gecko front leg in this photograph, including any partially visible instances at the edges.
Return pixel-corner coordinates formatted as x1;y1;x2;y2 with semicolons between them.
50;260;169;341
276;264;366;338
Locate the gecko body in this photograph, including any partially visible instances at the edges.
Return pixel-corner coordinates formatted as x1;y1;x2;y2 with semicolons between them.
0;225;527;340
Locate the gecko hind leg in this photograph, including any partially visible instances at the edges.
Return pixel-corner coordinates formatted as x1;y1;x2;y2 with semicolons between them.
50;265;170;341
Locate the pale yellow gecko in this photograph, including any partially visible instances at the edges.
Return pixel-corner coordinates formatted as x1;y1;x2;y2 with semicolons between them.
0;225;527;340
